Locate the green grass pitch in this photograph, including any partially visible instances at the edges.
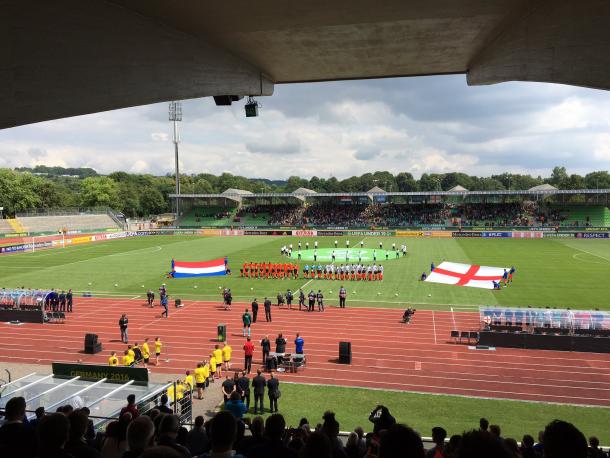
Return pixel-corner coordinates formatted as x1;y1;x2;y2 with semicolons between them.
1;235;610;310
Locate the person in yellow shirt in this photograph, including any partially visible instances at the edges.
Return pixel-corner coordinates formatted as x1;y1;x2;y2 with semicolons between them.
176;379;185;401
184;370;194;390
167;383;175;403
121;350;132;366
213;345;223;378
127;345;135;364
108;351;118;366
202;360;210;388
154;337;162;366
209;354;217;381
222;342;233;370
194;364;206;399
142;338;151;367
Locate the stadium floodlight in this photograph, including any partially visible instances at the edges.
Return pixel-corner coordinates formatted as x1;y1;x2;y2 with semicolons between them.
245;96;260;117
169;101;182;219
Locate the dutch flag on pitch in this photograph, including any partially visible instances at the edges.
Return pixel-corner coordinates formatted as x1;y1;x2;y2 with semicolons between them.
172;258;227;278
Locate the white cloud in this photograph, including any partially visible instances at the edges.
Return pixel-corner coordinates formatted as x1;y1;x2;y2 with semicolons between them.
1;76;610;179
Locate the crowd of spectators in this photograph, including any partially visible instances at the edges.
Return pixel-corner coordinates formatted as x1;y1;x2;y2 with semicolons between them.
233;202;567;228
1;394;607;458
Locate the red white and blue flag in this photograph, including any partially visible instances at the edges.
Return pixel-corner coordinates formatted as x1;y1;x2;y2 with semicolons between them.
425;261;506;289
172;258;227;278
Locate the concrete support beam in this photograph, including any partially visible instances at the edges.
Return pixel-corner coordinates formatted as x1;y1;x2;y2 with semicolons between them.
467;0;610;90
0;0;273;129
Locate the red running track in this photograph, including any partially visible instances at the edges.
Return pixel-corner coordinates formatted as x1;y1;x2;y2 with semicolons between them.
1;297;610;406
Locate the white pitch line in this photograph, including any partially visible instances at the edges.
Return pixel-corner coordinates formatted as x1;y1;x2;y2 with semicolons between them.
297;279;314;291
567;244;610;263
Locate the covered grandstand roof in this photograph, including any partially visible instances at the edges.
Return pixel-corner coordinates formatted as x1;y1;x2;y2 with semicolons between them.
171;188;610;200
367;186;385;193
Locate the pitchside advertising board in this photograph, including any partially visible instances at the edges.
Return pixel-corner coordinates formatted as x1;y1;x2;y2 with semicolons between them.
575;232;610;238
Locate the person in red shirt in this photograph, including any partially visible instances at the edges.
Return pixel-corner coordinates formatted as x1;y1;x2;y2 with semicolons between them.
119;394;140;418
243;337;255;374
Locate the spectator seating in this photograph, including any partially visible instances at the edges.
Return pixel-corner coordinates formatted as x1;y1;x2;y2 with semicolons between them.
16;214;120;233
0;219;13;234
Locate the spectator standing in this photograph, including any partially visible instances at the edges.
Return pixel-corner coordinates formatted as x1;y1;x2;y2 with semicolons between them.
267;372;280;413
321;411;347;458
157;414;191;457
479;418;489;432
295;333;305;354
65;411;102;458
252;369;266;414
185;416;209;457
37;413;71;458
243;338;255;374
225;392;247;420
119;314;129;343
0;396;37;458
426;426;447;458
264;297;272;322
123;416;155;458
588;437;607;458
199;411;244;458
345;432;362;458
519;434;536;458
249;414;297;458
533;431;544;457
119;394;140;419
543;420;587;458
379;424;424;458
158;394;173;414
236;416;265;456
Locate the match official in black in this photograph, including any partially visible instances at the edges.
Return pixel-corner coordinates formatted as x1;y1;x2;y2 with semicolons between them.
339;286;347;308
264;297;272;322
251;298;259;323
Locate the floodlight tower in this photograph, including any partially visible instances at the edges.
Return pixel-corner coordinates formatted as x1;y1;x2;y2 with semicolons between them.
169;101;182;219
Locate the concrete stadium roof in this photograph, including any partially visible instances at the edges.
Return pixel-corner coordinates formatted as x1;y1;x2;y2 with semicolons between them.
2;0;610;128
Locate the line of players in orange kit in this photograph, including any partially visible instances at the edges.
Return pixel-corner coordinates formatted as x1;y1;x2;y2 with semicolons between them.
240;262;299;279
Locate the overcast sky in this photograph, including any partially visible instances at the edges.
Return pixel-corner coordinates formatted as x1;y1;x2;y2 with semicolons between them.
1;75;610;179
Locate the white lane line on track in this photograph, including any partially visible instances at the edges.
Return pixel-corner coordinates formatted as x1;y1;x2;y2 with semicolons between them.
432;310;437;344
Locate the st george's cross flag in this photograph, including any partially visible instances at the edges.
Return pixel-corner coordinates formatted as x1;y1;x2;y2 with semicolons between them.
425;261;506;289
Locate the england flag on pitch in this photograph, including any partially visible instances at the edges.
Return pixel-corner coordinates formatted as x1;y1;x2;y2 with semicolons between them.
425;261;506;289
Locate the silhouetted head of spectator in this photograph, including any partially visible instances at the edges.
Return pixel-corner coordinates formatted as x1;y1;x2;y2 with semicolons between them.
522;434;535;449
432;427;447;446
34;406;45;419
127;415;155;454
39;413;70;452
194;415;204;429
504;438;520;456
250;416;264;438
301;431;332;458
299;418;309;428
139;445;183;458
379;424;424;458
543;420;587;458
321;411;340;439
62;405;74;416
490;425;502;438
230;391;241;402
4;396;26;421
68;411;89;440
209;411;237;453
127;394;136;405
589;436;600;449
265;414;286;441
159;414;180;439
479;418;489;431
457;430;511;458
160;394;169;406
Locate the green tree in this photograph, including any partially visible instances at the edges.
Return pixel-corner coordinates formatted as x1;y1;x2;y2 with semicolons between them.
79;176;120;208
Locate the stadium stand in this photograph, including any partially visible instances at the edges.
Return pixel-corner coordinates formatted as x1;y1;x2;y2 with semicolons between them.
557;205;610;227
0;219;14;234
15;213;121;233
